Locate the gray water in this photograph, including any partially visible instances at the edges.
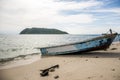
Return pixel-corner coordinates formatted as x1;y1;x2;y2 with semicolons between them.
0;34;119;63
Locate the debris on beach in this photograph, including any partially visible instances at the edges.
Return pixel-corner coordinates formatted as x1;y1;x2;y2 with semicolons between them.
40;64;59;77
111;48;117;50
40;70;49;76
100;75;103;78
95;56;99;58
111;68;115;71
49;68;55;72
87;77;92;79
119;58;120;60
54;75;59;79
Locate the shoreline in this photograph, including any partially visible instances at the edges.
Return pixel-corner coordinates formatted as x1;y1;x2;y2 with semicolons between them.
0;54;41;70
0;42;120;80
0;41;120;70
0;41;119;70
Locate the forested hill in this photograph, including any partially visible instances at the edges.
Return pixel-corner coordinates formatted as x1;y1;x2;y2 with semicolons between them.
20;28;68;34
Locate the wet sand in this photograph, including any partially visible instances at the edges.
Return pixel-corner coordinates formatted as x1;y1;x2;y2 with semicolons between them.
0;42;120;80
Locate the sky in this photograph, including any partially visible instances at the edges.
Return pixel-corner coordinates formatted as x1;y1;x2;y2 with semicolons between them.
0;0;120;34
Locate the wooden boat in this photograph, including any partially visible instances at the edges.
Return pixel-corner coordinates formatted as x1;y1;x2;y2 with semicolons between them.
39;30;118;55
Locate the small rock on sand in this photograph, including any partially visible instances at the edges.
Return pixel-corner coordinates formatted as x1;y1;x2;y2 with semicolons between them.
118;58;120;60
111;69;115;71
54;75;59;79
100;75;103;78
95;56;99;58
111;48;117;50
87;77;92;79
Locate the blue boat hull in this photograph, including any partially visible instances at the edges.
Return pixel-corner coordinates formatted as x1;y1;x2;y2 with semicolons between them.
40;33;118;55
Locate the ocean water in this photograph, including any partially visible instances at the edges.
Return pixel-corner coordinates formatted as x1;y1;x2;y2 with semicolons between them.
0;34;119;65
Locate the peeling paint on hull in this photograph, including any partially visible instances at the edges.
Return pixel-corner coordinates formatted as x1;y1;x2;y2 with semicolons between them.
40;33;118;55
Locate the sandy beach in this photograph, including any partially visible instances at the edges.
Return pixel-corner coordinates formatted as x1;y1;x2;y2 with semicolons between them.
0;42;120;80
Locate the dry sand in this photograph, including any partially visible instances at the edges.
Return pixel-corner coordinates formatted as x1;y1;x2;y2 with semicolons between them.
0;42;120;80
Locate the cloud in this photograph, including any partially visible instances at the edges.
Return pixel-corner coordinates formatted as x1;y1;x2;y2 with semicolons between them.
0;0;99;31
62;24;120;34
56;0;103;10
0;0;120;34
94;8;120;14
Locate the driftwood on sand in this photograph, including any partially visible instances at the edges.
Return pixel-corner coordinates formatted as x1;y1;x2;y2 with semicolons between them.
40;64;59;77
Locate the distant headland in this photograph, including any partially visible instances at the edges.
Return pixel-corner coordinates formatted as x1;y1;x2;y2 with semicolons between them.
20;28;68;34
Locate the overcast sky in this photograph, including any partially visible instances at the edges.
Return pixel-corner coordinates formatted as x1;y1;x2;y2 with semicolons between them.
0;0;120;34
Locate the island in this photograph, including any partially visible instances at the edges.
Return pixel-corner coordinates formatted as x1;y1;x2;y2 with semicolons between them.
20;28;68;34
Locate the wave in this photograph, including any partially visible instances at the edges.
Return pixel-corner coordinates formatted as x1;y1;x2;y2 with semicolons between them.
0;53;40;63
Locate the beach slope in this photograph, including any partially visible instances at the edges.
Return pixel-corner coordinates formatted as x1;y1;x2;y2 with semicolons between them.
0;42;120;80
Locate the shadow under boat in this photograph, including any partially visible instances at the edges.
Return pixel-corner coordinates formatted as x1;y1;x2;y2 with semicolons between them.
56;51;120;58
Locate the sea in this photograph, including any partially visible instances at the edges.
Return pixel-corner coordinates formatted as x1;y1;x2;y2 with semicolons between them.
0;34;120;69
